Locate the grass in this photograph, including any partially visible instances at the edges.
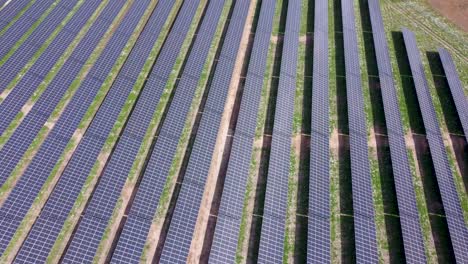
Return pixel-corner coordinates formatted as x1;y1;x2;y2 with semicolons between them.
139;0;234;260
89;0;219;261
0;0;72;66
0;0;111;195
0;0;86;97
0;0;37;36
381;0;468;219
0;0;136;261
0;0;110;146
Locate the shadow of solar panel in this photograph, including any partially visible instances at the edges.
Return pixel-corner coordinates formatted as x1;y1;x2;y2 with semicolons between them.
158;1;250;263
256;0;301;263
0;0;58;59
366;3;427;261
0;0;143;258
402;28;468;264
340;0;379;262
437;47;468;139
60;1;203;262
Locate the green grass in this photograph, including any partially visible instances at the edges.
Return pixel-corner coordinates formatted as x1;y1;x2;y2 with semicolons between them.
0;0;136;261
0;0;111;146
0;0;86;96
0;0;75;66
89;0;221;261
354;0;389;261
139;1;234;261
0;0;37;37
0;0;111;195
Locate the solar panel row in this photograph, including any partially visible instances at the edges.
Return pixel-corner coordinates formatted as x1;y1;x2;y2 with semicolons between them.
437;47;468;141
402;28;468;264
110;1;226;263
0;0;81;93
208;1;275;263
0;0;104;189
0;1;124;137
158;1;251;263
14;0;175;262
367;1;426;262
256;0;301;263
341;0;379;262
60;1;202;263
0;0;58;60
0;0;32;32
307;0;330;262
0;0;130;257
0;0;120;189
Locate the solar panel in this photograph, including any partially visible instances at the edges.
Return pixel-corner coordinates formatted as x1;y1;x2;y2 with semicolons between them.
158;1;250;263
0;0;57;60
437;47;468;141
0;0;133;257
307;0;330;261
0;0;85;94
111;2;226;263
255;0;301;263
14;0;174;262
402;28;468;264
341;0;378;262
366;1;426;262
0;0;121;188
0;0;37;32
60;1;202;262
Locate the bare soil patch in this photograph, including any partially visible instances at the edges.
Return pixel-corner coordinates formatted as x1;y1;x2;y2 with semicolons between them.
428;0;468;32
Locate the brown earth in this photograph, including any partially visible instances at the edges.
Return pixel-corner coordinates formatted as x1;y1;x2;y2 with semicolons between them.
428;0;468;32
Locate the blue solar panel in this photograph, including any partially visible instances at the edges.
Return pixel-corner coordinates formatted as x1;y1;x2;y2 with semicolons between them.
60;1;201;262
0;0;34;32
13;0;171;261
402;28;468;264
158;1;250;263
0;0;131;257
437;47;468;141
256;1;301;263
0;0;120;188
307;0;330;262
200;1;276;261
0;0;57;60
341;0;378;262
367;1;426;262
0;0;84;93
111;1;226;263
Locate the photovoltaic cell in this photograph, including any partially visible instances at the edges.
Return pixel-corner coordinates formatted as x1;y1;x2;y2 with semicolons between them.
307;0;330;262
0;0;84;94
0;0;56;60
0;0;130;257
367;1;426;263
341;0;378;262
257;0;301;263
159;1;250;263
0;0;117;188
0;0;34;32
111;1;226;263
61;1;202;262
437;47;468;141
402;28;468;264
209;0;274;262
14;0;174;261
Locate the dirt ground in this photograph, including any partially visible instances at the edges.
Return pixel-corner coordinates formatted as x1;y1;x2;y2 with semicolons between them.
427;0;468;32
